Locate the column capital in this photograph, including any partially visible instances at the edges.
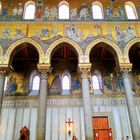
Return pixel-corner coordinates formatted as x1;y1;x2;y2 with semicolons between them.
119;63;132;78
0;65;8;78
37;64;51;79
78;63;91;79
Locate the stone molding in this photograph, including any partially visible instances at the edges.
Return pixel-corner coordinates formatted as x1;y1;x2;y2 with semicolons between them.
2;95;140;108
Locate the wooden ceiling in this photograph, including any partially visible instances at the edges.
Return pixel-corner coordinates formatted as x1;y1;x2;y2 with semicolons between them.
51;43;78;72
90;42;116;62
11;43;39;72
90;42;116;74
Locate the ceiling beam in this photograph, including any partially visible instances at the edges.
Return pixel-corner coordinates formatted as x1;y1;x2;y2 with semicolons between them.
101;47;105;61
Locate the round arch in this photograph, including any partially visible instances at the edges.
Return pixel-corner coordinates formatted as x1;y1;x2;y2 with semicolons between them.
3;38;45;65
59;0;69;7
85;38;123;64
124;37;140;63
92;1;104;19
45;37;84;63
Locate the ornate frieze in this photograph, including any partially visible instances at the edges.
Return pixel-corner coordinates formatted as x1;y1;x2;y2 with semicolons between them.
78;63;91;79
2;95;140;108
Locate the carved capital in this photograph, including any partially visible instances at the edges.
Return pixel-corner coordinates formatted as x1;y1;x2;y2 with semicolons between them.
39;70;48;79
120;68;131;79
0;65;8;78
78;63;91;79
37;64;51;79
119;63;132;78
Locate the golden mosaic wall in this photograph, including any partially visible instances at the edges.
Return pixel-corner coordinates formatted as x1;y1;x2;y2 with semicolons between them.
0;21;139;66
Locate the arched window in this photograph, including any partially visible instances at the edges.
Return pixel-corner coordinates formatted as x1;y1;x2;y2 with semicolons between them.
59;1;69;19
92;75;100;89
24;1;35;20
92;70;103;95
62;75;70;90
4;76;8;91
62;73;71;94
92;1;104;19
125;1;138;19
32;75;40;90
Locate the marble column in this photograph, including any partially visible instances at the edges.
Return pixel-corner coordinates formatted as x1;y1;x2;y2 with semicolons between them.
79;64;94;140
37;66;50;140
121;68;140;140
0;70;6;117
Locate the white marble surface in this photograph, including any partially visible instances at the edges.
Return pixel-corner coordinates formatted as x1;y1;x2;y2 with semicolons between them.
0;97;140;140
30;108;37;140
5;109;15;140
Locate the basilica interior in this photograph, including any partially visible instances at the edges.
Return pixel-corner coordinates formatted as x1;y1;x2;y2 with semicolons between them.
0;0;140;140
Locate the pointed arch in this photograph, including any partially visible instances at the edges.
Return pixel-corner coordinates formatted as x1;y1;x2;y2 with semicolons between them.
45;37;84;63
124;38;140;63
85;38;123;64
4;38;45;64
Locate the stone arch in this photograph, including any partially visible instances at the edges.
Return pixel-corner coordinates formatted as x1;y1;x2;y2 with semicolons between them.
45;37;84;63
124;37;140;63
85;38;123;64
3;38;44;65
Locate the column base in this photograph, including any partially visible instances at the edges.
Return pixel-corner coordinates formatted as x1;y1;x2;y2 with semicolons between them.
133;136;140;140
86;136;94;140
37;136;45;140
